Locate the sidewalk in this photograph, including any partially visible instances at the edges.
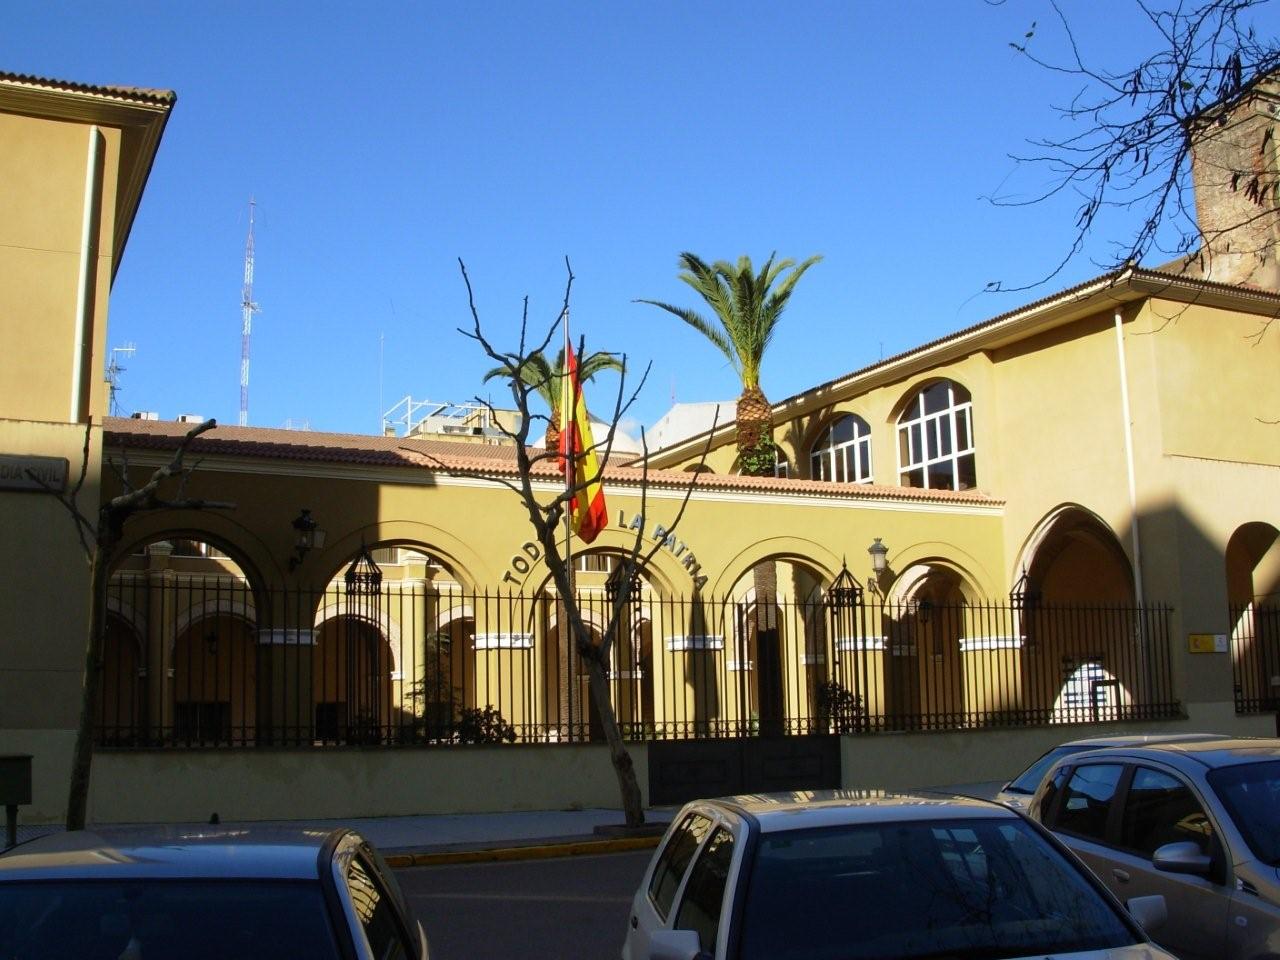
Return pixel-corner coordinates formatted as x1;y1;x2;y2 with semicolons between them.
9;780;1003;866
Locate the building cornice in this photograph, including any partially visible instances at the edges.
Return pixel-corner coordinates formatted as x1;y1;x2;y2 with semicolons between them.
0;71;176;283
642;267;1280;467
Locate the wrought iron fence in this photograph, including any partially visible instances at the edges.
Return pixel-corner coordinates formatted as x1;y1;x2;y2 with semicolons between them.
1230;601;1280;714
96;575;1179;748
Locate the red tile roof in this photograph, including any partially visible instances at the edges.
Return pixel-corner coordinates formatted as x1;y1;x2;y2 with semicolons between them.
0;71;176;105
104;418;1000;506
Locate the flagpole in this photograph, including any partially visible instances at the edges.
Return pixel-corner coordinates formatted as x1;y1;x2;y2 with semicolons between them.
563;308;574;599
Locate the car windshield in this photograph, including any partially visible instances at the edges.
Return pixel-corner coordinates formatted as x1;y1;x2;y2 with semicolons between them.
1207;759;1280;866
0;878;342;960
736;816;1138;960
1005;746;1085;794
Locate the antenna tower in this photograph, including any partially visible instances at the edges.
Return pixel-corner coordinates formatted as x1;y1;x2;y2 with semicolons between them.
239;199;261;426
106;343;136;417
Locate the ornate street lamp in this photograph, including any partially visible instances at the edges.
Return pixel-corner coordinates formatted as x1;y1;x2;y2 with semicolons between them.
288;509;327;571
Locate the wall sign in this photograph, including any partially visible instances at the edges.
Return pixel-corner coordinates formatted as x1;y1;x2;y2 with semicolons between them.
1187;633;1228;654
0;455;68;493
500;513;708;590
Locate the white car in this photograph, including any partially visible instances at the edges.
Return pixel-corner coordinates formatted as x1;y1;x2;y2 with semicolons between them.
623;790;1175;960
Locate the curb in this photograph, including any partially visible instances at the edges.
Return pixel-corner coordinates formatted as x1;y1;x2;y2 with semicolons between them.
385;834;661;868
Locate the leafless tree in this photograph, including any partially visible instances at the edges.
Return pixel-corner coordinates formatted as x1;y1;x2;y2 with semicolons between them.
990;0;1278;294
454;258;714;827
32;419;233;830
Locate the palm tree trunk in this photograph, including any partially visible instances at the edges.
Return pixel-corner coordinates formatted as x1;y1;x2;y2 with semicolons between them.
736;385;773;472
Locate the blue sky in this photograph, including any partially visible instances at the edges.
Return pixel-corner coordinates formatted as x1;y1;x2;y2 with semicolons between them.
5;1;1228;435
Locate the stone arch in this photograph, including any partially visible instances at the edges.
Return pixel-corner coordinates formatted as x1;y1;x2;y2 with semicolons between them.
710;537;840;597
312;521;492;591
513;529;687;599
97;610;145;745
1012;504;1134;603
313;596;403;674
887;375;972;423
800;409;874;483
1225;521;1280;605
111;515;277;595
1225;521;1280;712
174;597;258;651
106;595;147;645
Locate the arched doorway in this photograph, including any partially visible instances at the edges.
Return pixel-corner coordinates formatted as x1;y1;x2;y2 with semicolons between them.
540;551;656;742
172;611;257;744
1014;508;1138;723
312;615;395;744
884;564;971;730
97;613;143;745
106;536;261;746
1226;522;1280;713
725;558;828;738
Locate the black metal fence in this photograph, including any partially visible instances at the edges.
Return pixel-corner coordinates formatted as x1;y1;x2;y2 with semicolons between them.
1231;601;1280;714
96;575;1179;747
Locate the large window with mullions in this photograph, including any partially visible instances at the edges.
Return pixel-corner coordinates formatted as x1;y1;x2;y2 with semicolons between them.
897;380;976;490
810;414;872;483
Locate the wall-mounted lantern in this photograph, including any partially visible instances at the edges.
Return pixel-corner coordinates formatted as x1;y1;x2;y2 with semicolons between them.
867;538;889;595
288;509;327;571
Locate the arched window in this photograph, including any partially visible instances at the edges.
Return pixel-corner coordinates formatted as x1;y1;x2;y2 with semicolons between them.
774;449;790;479
897;380;976;490
809;415;872;483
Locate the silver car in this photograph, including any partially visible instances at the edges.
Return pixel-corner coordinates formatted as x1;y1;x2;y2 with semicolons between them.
0;824;429;959
623;790;1175;960
1029;738;1280;960
995;732;1230;810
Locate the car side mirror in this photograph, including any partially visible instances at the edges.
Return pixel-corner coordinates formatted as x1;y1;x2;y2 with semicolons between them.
1152;840;1212;876
647;928;706;960
1126;894;1167;933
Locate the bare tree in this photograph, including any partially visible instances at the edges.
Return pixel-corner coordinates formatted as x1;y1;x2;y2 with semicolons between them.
33;419;233;830
991;0;1279;293
454;258;714;827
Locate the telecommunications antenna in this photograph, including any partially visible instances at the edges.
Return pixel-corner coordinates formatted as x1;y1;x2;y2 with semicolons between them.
106;343;136;417
239;199;261;426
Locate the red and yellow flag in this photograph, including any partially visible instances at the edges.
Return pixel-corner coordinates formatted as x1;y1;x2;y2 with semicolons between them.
558;340;608;544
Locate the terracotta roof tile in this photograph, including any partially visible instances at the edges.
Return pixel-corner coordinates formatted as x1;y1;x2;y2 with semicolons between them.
0;71;175;105
104;418;999;506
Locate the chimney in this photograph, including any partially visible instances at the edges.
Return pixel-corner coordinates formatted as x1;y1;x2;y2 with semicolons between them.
1188;71;1280;289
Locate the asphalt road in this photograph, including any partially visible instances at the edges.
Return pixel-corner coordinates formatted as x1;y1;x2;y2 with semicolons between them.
398;849;653;960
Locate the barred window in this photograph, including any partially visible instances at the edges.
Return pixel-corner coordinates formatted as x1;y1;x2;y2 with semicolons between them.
897;381;976;490
810;415;872;483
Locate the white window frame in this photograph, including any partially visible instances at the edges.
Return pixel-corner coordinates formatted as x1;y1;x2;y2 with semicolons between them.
896;381;976;490
809;414;873;484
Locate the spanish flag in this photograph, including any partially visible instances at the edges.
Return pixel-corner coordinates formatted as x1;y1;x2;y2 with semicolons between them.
559;339;608;544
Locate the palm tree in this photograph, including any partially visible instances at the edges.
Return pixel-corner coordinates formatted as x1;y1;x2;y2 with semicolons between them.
637;251;821;475
483;347;623;450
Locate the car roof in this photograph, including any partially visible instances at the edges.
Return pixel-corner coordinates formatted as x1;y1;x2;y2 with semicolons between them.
1057;732;1231;749
696;790;1018;833
1066;738;1280;772
0;825;349;882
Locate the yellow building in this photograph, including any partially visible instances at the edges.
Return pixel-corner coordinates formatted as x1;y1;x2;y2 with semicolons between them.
2;69;1277;824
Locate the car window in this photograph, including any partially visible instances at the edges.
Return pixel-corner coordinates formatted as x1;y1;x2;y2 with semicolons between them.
674;827;735;953
737;817;1139;960
0;879;342;960
649;812;712;920
1053;763;1123;842
1208;759;1280;866
347;855;411;960
1008;745;1083;794
1120;766;1214;858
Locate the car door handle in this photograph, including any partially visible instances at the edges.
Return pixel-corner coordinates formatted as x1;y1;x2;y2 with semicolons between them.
1112;868;1130;883
631;916;638;929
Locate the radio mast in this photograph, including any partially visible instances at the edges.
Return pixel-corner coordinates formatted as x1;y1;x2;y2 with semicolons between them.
239;199;260;427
